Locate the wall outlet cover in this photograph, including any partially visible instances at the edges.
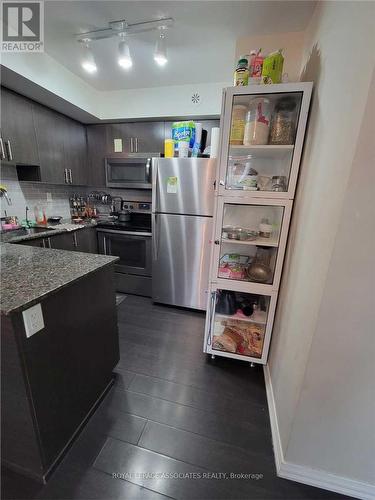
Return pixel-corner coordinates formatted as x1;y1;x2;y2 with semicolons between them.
46;192;52;202
22;303;45;338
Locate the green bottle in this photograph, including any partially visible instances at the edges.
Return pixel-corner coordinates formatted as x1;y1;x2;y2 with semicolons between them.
233;56;249;86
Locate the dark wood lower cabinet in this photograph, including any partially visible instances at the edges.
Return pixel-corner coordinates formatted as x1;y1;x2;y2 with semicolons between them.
1;265;119;482
16;227;98;254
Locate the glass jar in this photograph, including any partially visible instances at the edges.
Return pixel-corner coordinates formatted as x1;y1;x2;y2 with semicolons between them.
244;98;271;145
269;97;297;145
230;104;247;145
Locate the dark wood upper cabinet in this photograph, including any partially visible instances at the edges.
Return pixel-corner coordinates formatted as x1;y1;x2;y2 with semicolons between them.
33;103;66;184
87;124;107;187
61;116;88;186
131;121;165;153
1;88;39;165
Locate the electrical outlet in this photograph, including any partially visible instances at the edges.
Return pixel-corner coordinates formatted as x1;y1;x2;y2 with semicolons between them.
22;303;45;338
46;192;52;202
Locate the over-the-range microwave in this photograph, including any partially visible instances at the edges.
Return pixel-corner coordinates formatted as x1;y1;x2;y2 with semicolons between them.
105;154;160;189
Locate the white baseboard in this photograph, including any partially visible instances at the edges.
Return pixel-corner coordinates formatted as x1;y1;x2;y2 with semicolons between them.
263;366;375;500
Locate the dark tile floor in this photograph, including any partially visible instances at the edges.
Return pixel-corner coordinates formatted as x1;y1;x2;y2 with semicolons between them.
2;295;348;500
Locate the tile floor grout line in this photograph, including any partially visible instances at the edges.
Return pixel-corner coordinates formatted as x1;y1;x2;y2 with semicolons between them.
93;437;278;498
91;403;274;464
113;367;268;410
91;464;178;500
111;386;269;431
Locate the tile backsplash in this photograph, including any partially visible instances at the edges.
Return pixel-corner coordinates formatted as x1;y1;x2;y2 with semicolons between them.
0;165;152;223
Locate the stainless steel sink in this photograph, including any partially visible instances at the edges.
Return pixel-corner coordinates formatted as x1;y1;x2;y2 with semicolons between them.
25;227;55;234
0;226;55;241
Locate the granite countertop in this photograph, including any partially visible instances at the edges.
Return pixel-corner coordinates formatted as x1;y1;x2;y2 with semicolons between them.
0;243;119;315
0;219;97;244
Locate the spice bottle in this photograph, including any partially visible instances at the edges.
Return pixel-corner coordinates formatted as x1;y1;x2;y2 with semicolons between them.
269;97;297;145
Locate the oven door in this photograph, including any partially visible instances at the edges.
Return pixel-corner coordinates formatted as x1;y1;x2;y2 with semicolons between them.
105;157;152;189
97;229;152;276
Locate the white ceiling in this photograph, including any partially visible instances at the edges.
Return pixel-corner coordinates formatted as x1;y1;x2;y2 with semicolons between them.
44;1;315;91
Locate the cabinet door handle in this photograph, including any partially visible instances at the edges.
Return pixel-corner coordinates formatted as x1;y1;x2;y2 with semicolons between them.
5;140;13;161
103;236;107;255
0;137;5;160
130;137;134;153
42;238;46;248
135;137;138;152
47;237;52;248
73;232;78;247
64;169;68;183
69;169;73;184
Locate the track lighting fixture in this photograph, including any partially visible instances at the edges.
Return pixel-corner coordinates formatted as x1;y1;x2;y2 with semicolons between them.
81;43;97;74
118;39;132;69
154;31;168;66
76;17;173;74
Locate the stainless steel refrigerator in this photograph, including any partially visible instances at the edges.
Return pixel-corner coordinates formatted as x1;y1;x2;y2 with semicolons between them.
152;158;216;310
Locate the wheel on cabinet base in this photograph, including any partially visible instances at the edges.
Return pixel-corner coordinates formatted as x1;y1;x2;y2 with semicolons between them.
211;354;216;360
250;362;255;368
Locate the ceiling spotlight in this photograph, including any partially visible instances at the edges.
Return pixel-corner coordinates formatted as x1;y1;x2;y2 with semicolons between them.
154;31;168;66
81;44;97;74
118;40;132;69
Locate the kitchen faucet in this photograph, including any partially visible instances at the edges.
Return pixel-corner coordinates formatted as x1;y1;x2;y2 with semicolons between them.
25;206;30;227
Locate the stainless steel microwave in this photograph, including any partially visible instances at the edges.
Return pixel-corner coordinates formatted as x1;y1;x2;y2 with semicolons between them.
105;155;159;189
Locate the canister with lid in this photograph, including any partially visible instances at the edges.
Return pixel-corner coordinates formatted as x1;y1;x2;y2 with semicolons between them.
269;97;297;145
230;104;247;145
244;98;271;146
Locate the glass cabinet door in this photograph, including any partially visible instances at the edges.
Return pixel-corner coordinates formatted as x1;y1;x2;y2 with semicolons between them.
213;200;291;287
219;87;306;198
205;287;277;363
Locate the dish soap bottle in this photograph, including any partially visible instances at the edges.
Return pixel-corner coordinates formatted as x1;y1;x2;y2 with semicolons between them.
233;56;249;86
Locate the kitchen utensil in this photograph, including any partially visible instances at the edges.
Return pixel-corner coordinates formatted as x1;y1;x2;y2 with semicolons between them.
215;290;237;315
118;210;131;222
247;263;272;283
47;216;63;224
271;176;287;192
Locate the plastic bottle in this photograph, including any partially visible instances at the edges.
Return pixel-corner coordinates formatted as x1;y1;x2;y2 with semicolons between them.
249;49;264;84
233;56;249;86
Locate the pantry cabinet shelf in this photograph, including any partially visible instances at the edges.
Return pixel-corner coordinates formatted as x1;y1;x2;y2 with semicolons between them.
204;83;313;365
228;144;294;159
215;312;267;325
221;236;279;247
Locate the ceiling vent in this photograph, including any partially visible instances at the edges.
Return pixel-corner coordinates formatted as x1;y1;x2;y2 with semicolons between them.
191;93;200;104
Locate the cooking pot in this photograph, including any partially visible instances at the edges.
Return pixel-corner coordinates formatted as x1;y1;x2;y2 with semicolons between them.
118;210;130;222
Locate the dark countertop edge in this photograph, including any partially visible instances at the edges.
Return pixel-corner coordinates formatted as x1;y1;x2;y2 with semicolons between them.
1;221;97;244
1;254;119;316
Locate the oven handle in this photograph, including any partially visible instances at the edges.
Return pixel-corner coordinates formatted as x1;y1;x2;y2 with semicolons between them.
97;229;152;237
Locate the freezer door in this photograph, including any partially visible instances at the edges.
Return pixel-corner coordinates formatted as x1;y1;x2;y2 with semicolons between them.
152;213;212;310
152;158;216;216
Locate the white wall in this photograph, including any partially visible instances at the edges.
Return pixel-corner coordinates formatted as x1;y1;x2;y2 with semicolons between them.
286;65;375;482
1;52;228;119
268;0;375;493
236;31;304;83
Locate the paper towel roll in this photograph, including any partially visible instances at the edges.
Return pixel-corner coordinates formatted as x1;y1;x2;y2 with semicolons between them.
210;127;220;158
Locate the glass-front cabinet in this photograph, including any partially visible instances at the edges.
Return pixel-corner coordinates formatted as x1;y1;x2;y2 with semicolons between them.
204;83;312;365
217;84;311;200
212;198;292;290
205;286;277;363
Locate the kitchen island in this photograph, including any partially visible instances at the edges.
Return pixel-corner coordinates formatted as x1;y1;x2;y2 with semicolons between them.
1;243;120;482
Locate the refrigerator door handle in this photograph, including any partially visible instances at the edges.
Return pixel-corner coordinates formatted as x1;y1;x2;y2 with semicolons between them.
152;213;159;260
151;159;158;209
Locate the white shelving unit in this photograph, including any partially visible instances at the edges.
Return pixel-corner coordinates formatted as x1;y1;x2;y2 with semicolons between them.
203;83;312;365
